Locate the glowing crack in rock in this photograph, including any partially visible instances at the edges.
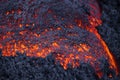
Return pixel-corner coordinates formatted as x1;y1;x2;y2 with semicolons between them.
0;0;118;78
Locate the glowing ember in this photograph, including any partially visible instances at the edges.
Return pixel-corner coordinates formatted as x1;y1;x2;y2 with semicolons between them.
0;0;118;78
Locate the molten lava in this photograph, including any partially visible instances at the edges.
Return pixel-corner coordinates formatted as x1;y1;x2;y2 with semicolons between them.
0;0;118;78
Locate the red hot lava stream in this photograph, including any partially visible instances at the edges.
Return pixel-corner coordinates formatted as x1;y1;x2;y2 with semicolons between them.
0;0;118;78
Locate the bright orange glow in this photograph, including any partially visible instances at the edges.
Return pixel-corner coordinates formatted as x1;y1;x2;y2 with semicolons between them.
80;44;90;52
0;0;118;78
88;28;118;74
19;24;23;28
52;42;60;48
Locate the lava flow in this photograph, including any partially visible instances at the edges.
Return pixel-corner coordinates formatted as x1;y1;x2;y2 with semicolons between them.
0;0;118;78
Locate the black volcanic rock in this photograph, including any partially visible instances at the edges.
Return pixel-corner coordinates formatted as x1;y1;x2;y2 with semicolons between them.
0;54;120;80
0;0;120;80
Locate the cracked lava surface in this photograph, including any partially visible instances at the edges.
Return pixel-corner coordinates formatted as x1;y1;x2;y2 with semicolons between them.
0;0;118;78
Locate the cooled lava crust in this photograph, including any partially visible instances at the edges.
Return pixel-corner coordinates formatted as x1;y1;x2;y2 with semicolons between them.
0;0;118;78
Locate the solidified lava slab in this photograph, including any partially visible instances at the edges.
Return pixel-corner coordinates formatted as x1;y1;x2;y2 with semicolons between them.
0;0;118;77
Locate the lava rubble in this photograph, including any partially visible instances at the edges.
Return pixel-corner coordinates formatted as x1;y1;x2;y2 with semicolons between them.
0;0;120;80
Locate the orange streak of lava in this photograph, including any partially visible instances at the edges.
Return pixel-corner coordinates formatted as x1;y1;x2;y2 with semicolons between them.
89;28;118;74
0;0;119;78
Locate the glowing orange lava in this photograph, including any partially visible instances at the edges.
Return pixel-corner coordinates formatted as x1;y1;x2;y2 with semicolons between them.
0;0;118;78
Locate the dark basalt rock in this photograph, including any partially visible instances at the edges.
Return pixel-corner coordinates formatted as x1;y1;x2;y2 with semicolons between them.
0;0;120;80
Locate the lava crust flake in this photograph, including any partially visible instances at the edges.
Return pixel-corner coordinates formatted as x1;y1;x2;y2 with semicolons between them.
0;0;118;77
